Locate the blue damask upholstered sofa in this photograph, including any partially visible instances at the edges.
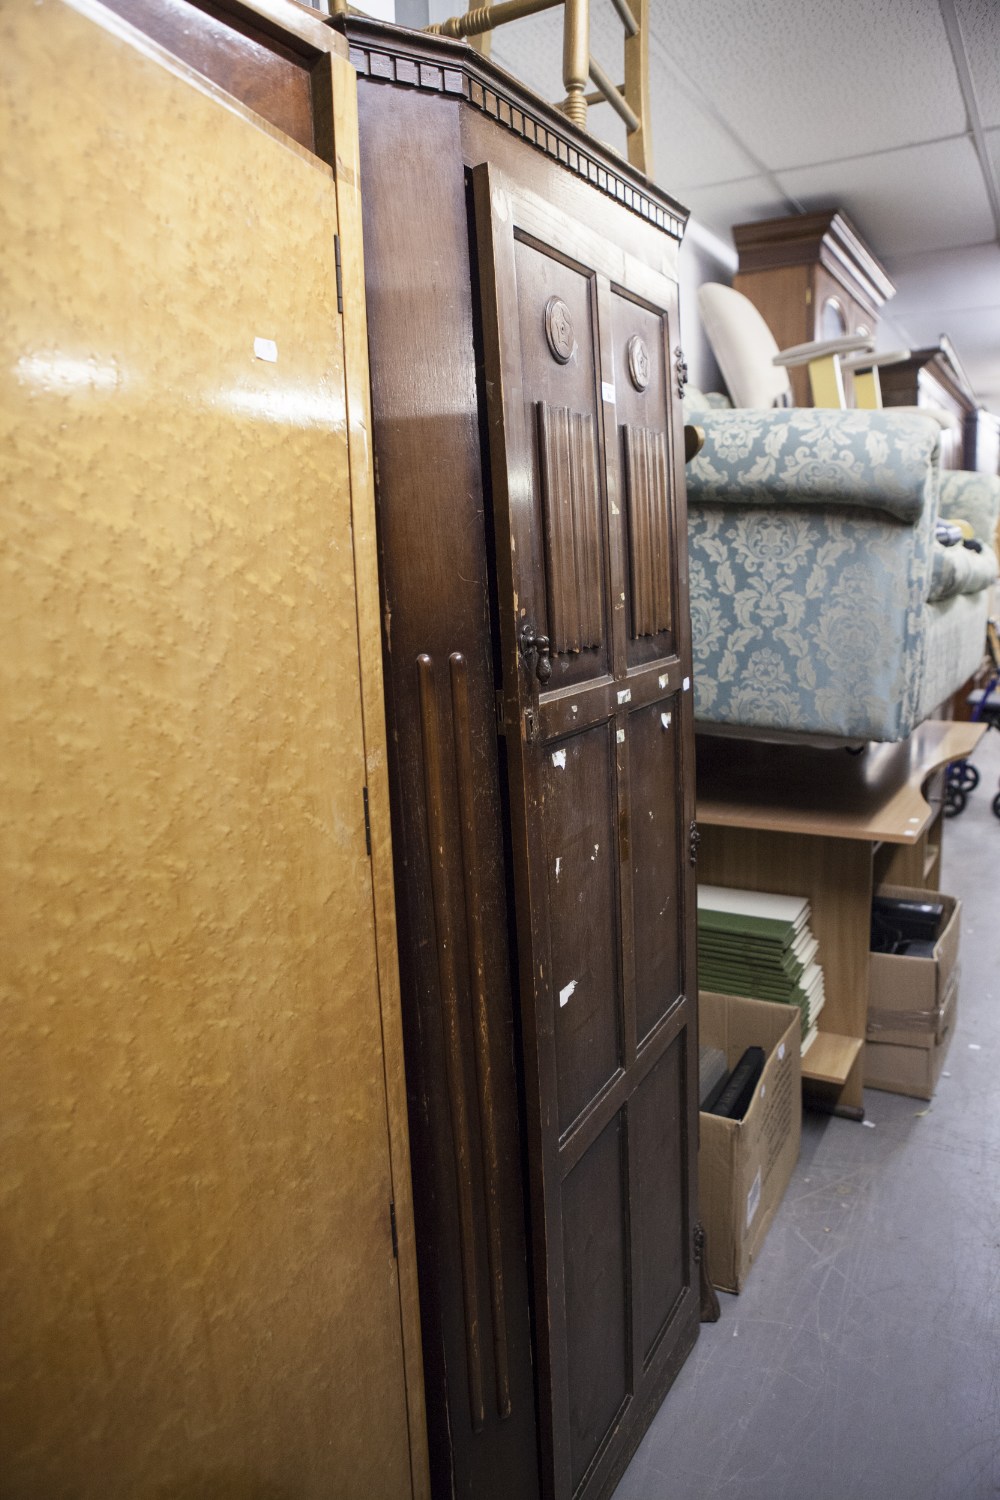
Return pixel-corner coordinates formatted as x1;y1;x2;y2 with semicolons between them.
684;396;1000;743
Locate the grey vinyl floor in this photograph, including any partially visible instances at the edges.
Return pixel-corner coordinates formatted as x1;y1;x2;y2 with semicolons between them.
613;727;1000;1500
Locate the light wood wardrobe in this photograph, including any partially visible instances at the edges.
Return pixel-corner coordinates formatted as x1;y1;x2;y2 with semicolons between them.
0;2;427;1495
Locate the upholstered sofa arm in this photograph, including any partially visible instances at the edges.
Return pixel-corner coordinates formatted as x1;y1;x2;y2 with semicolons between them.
938;469;1000;550
686;407;941;524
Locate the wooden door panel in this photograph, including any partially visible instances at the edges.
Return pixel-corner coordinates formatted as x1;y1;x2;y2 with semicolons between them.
97;0;324;153
541;723;624;1134
611;289;678;670
513;234;610;690
475;164;698;1500
627;695;684;1044
562;1113;629;1491
631;1036;687;1364
537;402;604;655
622;423;672;639
0;5;415;1495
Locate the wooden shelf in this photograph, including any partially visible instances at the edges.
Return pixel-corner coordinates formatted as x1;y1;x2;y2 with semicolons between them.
802;1033;863;1088
697;719;985;845
695;720;979;1115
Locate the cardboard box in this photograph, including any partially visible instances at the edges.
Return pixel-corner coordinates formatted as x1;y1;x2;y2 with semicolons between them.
865;886;961;1101
698;992;802;1294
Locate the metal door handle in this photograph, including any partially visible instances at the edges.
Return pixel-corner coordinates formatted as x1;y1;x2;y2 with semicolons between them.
520;624;552;685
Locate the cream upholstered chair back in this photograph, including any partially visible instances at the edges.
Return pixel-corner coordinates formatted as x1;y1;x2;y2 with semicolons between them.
698;281;792;409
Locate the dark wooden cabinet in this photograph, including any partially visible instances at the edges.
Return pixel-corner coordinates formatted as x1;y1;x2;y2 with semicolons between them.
880;340;1000;474
339;20;700;1500
732;209;895;408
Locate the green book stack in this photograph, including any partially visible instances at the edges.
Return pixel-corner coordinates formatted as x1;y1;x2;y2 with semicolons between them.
697;884;825;1054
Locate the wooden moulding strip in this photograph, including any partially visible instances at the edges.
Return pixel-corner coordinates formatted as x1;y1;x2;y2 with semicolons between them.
340;16;683;236
696;720;987;846
330;50;431;1497
417;653;487;1434
449;652;512;1421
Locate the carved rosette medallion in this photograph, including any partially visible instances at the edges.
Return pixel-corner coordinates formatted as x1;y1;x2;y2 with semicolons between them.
544;296;575;364
627;335;650;392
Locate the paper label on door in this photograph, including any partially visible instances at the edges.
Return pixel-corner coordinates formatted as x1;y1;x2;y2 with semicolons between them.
746;1167;762;1231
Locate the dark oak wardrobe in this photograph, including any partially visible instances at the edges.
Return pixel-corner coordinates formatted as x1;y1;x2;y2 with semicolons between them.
339;20;700;1499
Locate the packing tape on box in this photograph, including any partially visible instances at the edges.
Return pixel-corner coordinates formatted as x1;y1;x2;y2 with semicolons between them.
867;968;959;1043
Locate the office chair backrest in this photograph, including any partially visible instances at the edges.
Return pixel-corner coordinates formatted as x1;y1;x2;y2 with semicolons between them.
698;281;793;409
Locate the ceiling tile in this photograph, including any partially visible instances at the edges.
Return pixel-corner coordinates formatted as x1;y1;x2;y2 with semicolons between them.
489;6;565;110
890;305;1000;407
490;2;761;187
777;136;996;257
885;242;1000;319
985;126;1000;187
649;0;968;174
956;0;1000;130
491;15;635;161
647;84;761;192
474;0;1000;413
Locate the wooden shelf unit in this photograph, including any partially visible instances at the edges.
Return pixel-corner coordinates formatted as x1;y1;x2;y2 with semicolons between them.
802;1033;863;1089
696;720;985;1116
731;209;895;409
879;338;999;474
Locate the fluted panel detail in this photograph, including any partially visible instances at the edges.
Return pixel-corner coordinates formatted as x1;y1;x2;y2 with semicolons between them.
536;401;603;655
622;423;672;638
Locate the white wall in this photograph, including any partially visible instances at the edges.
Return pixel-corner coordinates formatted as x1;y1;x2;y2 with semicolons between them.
678;219;737;398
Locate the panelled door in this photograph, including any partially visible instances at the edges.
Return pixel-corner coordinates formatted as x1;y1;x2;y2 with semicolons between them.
473;167;700;1499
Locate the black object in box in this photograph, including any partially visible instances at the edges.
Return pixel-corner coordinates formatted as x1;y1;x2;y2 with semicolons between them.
866;885;961;1101
698;993;801;1294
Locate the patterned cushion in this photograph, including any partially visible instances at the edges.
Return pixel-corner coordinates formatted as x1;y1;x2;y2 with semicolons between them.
684;401;999;742
938;470;1000;551
928;540;998;602
918;591;992;722
687;407;942;523
688;504;933;740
